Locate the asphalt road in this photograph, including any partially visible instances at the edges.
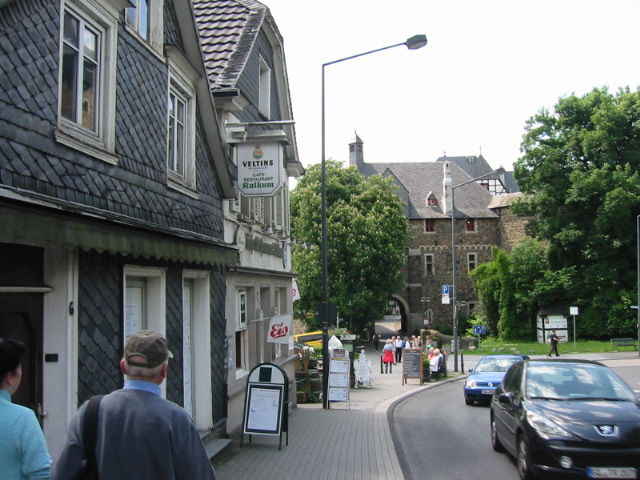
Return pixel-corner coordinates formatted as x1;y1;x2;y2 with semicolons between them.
390;355;640;480
391;378;518;480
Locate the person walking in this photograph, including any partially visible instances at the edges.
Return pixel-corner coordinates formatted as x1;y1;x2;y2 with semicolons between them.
0;337;52;480
382;340;395;373
372;333;380;351
52;330;217;480
548;329;560;357
395;336;404;363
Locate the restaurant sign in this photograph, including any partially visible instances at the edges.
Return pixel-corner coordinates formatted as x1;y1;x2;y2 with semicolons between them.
236;142;282;196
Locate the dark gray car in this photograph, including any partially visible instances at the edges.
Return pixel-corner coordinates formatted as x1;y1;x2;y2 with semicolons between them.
490;359;640;480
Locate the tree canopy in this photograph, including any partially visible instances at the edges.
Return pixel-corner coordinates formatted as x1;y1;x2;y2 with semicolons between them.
511;86;640;338
290;161;409;332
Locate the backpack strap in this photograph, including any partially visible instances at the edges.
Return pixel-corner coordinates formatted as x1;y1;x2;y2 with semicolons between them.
83;395;104;477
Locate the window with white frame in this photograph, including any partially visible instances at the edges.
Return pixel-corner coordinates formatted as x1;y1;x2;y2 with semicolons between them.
235;289;248;373
166;47;198;193
237;289;247;330
425;254;435;275
123;266;167;396
259;56;271;118
123;266;166;340
467;252;477;271
125;0;163;51
465;218;477;233
125;0;149;40
57;0;117;162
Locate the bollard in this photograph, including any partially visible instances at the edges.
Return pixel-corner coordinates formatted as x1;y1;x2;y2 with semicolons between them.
461;351;464;373
380;355;384;374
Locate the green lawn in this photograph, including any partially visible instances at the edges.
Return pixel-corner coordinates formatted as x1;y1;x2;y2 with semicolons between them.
464;338;638;356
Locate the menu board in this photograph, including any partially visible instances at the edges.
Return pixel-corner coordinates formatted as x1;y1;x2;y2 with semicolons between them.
402;349;423;385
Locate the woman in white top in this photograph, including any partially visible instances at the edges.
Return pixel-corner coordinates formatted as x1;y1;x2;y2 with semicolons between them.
429;348;442;379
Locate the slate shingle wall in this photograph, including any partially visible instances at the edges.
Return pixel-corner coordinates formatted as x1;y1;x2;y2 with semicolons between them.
77;248;227;425
0;1;224;239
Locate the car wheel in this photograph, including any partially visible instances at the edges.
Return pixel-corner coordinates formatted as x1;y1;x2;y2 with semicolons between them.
464;395;473;405
517;434;534;480
490;413;505;452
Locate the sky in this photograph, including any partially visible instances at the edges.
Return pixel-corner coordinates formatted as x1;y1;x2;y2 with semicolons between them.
263;0;640;173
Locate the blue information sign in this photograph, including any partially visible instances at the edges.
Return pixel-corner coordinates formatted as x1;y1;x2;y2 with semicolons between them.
473;325;487;335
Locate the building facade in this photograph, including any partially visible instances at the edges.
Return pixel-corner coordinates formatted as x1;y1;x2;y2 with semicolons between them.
0;0;238;456
194;0;304;438
349;134;524;334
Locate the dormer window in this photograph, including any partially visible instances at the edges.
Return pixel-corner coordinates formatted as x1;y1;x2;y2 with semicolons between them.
426;193;438;208
259;56;271;118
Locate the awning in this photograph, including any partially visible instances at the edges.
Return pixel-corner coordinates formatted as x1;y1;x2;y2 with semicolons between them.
0;203;238;266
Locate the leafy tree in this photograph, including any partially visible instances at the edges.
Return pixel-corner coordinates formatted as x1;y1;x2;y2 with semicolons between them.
513;87;640;337
290;161;410;333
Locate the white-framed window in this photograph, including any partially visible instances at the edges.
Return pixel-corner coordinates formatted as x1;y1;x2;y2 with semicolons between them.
125;0;163;52
237;289;247;330
467;252;477;271
258;56;271;118
57;0;117;163
425;254;435;275
123;266;166;393
465;218;477;233
125;0;149;40
166;47;198;194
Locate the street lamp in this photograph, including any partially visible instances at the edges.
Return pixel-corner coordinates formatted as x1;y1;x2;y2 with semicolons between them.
637;215;640;357
451;167;504;372
321;34;427;408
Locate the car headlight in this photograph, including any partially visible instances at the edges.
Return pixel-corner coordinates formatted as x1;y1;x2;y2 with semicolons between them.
465;379;477;388
526;411;572;439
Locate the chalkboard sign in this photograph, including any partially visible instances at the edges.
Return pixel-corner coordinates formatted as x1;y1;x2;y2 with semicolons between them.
402;349;423;385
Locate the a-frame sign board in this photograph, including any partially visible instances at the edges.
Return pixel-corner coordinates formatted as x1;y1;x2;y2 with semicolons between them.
240;362;289;450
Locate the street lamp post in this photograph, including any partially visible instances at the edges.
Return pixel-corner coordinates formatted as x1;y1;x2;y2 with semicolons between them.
451;168;504;372
321;34;427;408
637;215;640;357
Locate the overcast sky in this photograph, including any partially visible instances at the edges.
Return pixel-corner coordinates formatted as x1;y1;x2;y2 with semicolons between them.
264;0;640;173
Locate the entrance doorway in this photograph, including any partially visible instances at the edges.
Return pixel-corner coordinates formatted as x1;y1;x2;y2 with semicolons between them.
0;293;44;418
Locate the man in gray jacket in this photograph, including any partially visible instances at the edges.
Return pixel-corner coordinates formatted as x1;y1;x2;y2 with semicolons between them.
52;330;216;480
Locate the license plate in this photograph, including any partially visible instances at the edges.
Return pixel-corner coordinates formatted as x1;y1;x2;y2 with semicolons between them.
587;467;637;479
481;389;494;395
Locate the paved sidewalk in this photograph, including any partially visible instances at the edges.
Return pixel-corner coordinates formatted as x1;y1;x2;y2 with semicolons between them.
212;348;640;480
212;348;450;480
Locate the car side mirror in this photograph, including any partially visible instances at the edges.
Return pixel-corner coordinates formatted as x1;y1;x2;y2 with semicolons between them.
498;392;513;405
468;368;473;373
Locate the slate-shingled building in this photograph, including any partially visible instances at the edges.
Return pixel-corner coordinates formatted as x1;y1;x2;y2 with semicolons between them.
194;0;304;437
349;134;525;334
0;0;238;455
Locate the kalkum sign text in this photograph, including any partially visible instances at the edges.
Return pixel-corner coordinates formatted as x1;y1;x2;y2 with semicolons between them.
237;142;282;196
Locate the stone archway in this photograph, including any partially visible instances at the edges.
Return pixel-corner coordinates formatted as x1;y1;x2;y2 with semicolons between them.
391;294;410;334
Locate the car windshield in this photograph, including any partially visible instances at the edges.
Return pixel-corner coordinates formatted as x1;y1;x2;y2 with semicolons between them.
475;357;520;373
525;363;637;401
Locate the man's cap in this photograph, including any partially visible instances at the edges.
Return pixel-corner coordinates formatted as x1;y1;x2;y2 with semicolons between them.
125;330;173;368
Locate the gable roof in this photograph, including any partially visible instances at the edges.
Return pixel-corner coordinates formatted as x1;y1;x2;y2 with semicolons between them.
193;0;302;174
358;161;497;220
193;0;266;89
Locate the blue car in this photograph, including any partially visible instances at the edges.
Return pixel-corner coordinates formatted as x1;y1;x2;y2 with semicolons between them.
463;354;529;405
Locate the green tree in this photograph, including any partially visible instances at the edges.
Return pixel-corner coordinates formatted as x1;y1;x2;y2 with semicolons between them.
513;87;640;337
290;161;410;333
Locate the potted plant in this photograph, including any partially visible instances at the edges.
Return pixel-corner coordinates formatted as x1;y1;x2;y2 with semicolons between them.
422;353;431;382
